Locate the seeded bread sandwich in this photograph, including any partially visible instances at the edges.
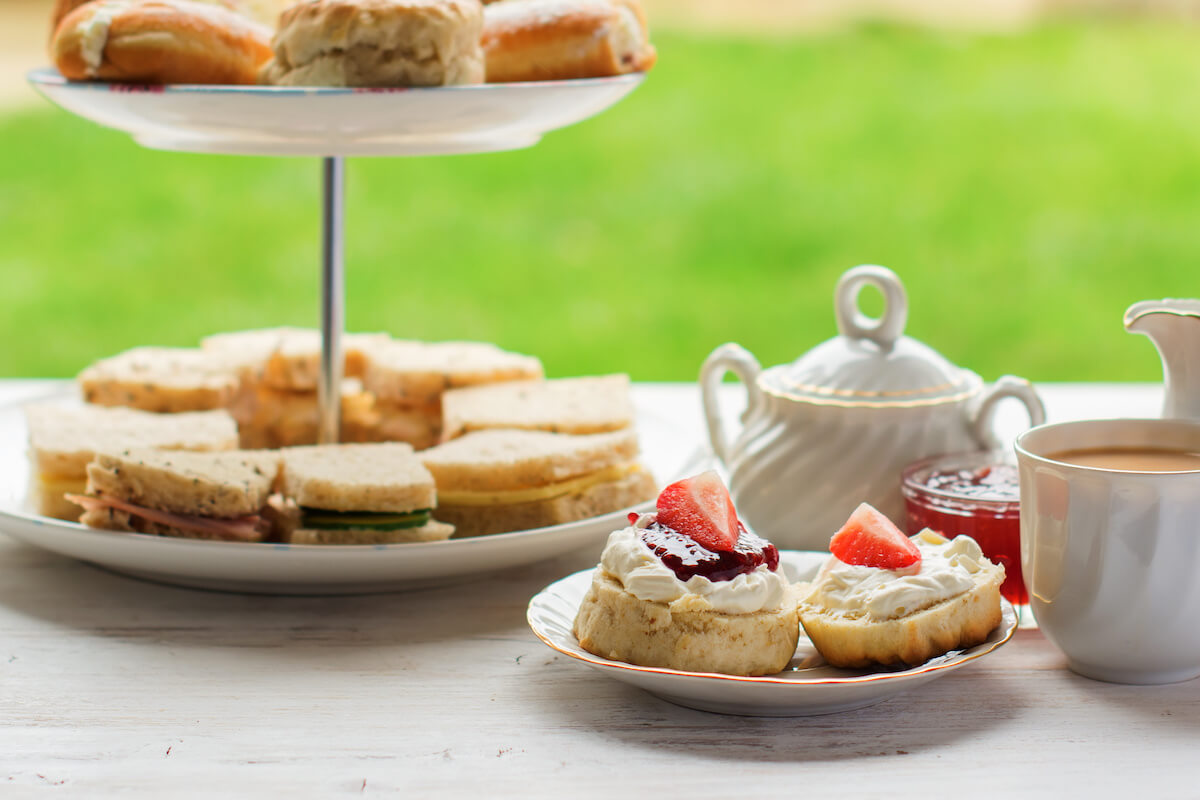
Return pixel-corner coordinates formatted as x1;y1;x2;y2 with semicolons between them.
25;404;240;520
70;448;280;542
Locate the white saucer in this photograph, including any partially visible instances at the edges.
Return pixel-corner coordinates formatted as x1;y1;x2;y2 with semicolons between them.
27;68;645;156
0;386;694;595
527;551;1018;716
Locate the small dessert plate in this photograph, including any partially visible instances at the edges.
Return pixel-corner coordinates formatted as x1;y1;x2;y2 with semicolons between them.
527;551;1018;717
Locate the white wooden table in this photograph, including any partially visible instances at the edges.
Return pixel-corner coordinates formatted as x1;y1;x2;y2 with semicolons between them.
2;380;1198;797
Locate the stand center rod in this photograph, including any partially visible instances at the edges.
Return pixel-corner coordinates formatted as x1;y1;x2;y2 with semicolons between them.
318;155;346;445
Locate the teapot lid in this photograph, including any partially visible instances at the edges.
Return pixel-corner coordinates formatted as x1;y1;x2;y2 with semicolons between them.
761;265;976;406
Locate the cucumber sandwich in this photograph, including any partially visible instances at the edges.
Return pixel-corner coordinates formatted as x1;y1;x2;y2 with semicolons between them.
277;443;454;544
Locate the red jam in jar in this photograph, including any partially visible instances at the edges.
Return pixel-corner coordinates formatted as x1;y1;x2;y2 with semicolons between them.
901;451;1026;605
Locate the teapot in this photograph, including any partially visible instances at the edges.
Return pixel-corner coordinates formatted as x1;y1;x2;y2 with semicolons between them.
1124;299;1200;419
699;265;1045;550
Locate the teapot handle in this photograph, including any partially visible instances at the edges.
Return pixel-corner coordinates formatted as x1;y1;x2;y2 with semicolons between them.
835;265;908;351
969;375;1046;450
699;343;764;464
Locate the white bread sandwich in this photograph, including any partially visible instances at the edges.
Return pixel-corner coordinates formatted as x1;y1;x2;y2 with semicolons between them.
228;377;380;449
25;404;240;520
440;374;634;441
361;341;544;450
275;443;455;544
77;346;244;413
419;429;656;537
69;448;280;542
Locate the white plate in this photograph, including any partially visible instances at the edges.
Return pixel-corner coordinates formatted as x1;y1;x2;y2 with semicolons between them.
27;68;645;156
0;385;695;595
527;552;1018;716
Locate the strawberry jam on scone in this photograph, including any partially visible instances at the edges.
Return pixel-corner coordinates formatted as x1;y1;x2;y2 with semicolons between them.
572;471;801;676
799;502;1005;668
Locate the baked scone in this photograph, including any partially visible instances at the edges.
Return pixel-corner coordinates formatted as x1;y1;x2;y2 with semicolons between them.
798;505;1005;668
482;0;656;83
49;0;287;38
53;0;274;84
260;0;484;86
573;472;801;676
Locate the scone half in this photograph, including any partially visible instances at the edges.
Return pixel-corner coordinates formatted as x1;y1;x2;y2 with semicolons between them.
798;562;1004;669
573;570;801;677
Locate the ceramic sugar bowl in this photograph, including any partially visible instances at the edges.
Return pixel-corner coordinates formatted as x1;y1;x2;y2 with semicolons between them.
700;265;1045;550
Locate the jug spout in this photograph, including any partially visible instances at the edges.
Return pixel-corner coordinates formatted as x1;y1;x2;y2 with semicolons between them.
1124;299;1200;419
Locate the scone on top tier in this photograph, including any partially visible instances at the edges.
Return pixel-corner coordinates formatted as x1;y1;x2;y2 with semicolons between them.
572;471;802;676
260;0;485;86
53;0;274;85
797;504;1005;669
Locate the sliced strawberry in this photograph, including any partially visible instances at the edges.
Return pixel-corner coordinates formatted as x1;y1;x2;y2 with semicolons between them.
829;503;921;570
655;470;739;552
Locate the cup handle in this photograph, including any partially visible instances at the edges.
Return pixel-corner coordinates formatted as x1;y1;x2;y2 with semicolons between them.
699;343;764;464
970;375;1046;450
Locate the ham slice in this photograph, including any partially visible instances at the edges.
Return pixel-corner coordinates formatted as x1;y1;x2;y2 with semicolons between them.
66;494;267;542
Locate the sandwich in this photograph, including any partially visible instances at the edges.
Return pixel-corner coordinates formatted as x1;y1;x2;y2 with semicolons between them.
419;429;656;537
361;341;544;450
200;327;390;391
25;404;240;520
203;327;389;448
440;374;634;441
274;443;455;544
69;448;279;542
77;346;244;413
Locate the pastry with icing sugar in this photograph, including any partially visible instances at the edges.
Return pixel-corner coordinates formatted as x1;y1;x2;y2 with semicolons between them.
798;503;1005;668
573;471;801;676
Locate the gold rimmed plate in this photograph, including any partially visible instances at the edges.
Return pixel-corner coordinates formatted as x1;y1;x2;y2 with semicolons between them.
526;551;1018;716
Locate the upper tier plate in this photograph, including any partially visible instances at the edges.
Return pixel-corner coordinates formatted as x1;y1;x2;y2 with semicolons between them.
0;384;695;595
27;68;645;156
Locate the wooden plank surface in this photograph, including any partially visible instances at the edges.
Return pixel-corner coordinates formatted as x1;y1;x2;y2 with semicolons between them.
2;382;1197;796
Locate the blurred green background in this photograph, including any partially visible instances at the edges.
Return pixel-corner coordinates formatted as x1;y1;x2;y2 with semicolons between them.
2;16;1196;381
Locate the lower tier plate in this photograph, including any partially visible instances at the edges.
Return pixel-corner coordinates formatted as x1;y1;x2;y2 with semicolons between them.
0;385;693;594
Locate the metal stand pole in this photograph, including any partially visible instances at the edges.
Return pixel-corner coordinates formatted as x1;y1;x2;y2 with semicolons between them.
317;156;345;444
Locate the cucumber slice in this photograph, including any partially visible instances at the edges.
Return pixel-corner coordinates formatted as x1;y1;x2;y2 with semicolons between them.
300;508;431;531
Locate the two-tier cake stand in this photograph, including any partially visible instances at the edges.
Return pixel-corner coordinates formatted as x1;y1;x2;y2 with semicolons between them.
3;70;672;594
28;68;645;440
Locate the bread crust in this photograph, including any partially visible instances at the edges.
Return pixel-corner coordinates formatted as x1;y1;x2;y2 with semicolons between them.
286;519;455;544
574;571;801;676
432;466;655;536
420;429;641;492
278;443;436;512
261;0;484;86
53;0;273;85
482;0;656;83
798;564;1005;668
77;347;242;413
86;448;279;517
440;375;633;441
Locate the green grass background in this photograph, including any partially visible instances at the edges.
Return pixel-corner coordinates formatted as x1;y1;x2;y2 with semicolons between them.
2;23;1197;381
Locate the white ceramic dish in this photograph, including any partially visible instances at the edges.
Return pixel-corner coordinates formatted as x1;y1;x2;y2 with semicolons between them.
528;551;1018;716
0;387;693;595
27;68;645;156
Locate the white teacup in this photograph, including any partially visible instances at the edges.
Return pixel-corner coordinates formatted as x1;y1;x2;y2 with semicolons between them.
1015;419;1200;684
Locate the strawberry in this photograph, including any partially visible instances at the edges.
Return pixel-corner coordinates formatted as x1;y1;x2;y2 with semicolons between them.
655;471;740;552
829;503;921;570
